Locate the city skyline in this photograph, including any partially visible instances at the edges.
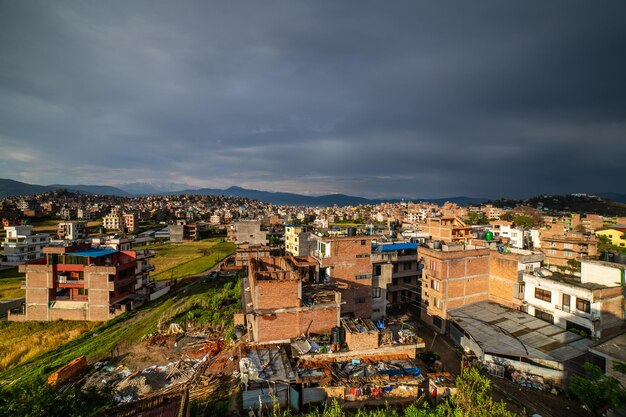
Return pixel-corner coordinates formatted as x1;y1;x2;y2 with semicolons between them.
1;1;625;199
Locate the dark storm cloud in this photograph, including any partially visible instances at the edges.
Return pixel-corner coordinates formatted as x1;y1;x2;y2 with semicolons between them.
0;1;625;198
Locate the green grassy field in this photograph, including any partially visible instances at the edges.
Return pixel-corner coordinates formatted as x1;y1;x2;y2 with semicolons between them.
0;277;241;385
138;239;235;280
0;268;25;300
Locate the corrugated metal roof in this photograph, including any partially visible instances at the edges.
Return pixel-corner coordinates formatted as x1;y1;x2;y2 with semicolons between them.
69;248;118;258
449;301;593;363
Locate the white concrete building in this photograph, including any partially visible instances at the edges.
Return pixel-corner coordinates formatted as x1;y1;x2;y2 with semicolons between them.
2;225;50;263
523;267;623;338
57;221;88;241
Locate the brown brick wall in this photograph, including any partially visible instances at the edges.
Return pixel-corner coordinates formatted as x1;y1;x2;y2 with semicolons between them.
254;280;300;310
254;306;339;343
321;238;373;318
345;331;378;350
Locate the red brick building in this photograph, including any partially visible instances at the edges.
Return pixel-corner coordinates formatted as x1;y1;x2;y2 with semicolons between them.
10;243;152;321
312;235;375;318
420;244;490;332
244;256;340;343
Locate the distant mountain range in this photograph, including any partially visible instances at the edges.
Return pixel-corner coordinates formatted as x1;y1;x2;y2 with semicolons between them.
2;177;623;207
0;178;492;206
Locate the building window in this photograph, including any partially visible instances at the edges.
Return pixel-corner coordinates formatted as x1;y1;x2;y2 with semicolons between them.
373;265;382;276
548;241;556;247
564;251;573;257
404;276;412;283
429;260;437;271
355;297;366;304
534;308;554;324
356;254;370;258
576;298;591;313
355;274;372;280
361;240;366;245
372;288;381;299
431;279;440;291
535;288;552;302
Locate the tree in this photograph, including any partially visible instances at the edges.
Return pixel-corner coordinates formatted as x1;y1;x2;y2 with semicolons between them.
512;215;534;229
574;224;587;233
570;363;626;416
465;212;488;226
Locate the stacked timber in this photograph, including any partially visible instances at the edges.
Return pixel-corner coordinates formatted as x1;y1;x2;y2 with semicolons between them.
48;356;88;389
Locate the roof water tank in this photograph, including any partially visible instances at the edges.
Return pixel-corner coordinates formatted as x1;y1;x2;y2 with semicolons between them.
485;231;494;241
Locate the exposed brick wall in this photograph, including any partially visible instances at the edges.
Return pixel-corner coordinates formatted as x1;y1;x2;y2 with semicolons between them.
345;330;378;350
253;306;339;343
320;237;373;318
254;280;300;310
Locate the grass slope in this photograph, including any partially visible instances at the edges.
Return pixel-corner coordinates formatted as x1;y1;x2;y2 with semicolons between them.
139;239;235;280
0;267;25;300
0;276;240;386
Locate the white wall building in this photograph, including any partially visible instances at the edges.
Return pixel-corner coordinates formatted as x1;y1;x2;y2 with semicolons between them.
2;226;50;263
523;267;623;338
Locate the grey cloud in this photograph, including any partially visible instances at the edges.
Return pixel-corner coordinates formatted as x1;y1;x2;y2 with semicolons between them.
0;1;625;199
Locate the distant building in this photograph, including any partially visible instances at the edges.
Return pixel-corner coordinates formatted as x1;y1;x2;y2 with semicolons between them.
596;226;626;249
57;221;88;241
422;217;473;243
228;221;267;245
60;207;77;220
538;232;598;268
2;225;50;263
284;225;315;256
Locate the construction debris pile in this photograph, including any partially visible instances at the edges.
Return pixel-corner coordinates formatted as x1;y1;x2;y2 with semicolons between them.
84;357;207;402
239;343;427;411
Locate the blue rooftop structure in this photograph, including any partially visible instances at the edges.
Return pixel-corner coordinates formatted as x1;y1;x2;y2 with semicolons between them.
373;243;418;252
69;248;119;258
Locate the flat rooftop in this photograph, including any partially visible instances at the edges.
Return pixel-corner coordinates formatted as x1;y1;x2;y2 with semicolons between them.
591;332;626;362
449;301;593;363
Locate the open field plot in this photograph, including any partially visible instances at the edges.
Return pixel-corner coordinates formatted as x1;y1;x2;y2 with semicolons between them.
0;277;242;386
0;267;25;300
138;239;235;280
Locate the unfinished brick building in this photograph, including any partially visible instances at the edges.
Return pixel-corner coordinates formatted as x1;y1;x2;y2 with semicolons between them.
10;242;152;321
244;256;341;343
420;243;490;332
312;235;375;318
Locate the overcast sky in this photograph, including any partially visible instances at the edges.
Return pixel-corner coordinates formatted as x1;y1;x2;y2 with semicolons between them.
1;1;625;199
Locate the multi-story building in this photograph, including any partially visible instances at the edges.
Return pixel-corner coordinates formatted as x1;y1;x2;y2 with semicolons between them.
123;212;138;233
57;221;88;241
102;207;123;230
420;243;490;333
228;221;268;245
243;256;340;343
421;217;473;243
234;244;271;268
312;235;375;318
10;242;153;321
370;242;421;320
284;225;315;256
539;232;598;268
523;261;624;339
2;226;50;263
596;226;626;249
481;204;504;220
77;208;91;221
60;207;77;220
